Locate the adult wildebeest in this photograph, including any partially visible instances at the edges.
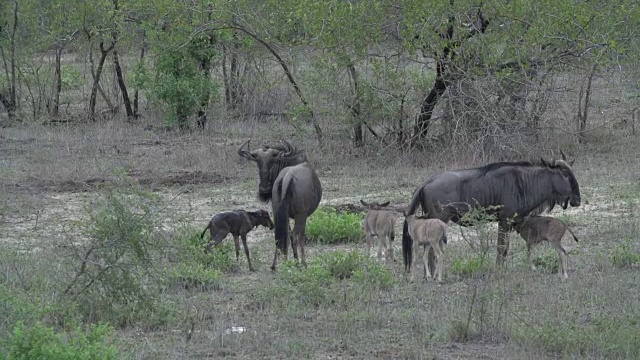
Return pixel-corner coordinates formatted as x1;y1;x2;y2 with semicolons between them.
238;139;322;271
360;200;400;263
513;215;579;279
402;152;581;270
200;209;274;272
404;213;448;283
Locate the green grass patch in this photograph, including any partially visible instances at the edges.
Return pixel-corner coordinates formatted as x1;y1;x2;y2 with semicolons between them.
306;207;365;244
514;313;640;358
611;238;640;269
450;253;492;279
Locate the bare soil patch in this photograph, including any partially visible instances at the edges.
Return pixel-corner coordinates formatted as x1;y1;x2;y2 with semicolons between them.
1;170;230;194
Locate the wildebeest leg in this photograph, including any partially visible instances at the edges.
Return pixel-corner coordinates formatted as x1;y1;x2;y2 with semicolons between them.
365;232;373;258
424;243;433;281
550;241;569;279
240;234;255;272
376;235;384;262
293;215;308;267
387;231;395;264
232;235;241;261
271;249;279;271
527;243;537;271
384;234;394;265
496;223;510;267
205;229;229;253
433;239;445;283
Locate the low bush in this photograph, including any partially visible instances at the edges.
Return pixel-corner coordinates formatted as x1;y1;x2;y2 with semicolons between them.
306;207;365;244
2;321;118;360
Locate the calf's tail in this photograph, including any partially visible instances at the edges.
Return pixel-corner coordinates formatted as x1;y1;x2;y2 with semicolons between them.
200;222;210;239
402;219;412;273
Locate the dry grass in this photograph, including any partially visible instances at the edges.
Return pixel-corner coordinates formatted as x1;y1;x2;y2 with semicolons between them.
2;114;640;359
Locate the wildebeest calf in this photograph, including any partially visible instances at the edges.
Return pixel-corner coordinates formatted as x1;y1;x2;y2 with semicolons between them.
513;216;579;279
200;209;274;271
360;200;400;264
403;213;448;283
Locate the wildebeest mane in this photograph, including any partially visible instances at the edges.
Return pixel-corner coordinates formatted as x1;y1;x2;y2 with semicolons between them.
475;160;541;176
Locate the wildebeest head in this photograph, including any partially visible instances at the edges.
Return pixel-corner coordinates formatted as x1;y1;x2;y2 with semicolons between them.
238;139;307;202
251;209;275;230
360;200;391;210
541;150;580;209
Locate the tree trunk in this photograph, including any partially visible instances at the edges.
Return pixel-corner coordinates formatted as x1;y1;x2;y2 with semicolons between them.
9;1;18;116
228;30;241;111
414;6;489;141
222;45;231;108
52;47;62;116
113;49;134;119
347;63;364;147
133;30;146;119
89;39;116;120
577;63;597;143
197;36;215;130
231;24;323;146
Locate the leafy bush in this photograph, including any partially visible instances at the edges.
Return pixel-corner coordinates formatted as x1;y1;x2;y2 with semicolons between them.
2;321;118;360
63;182;162;325
60;65;83;91
257;250;393;309
532;250;560;273
611;239;640;269
306;207;365;244
166;263;223;291
451;254;491;279
173;226;237;273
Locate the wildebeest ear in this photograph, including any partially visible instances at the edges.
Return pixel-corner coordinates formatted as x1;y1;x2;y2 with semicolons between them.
380;201;390;207
560;149;567;161
360;200;369;207
540;158;549;167
569;159;575;166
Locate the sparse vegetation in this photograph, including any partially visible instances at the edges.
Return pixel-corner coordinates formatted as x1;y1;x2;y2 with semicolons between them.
2;0;640;357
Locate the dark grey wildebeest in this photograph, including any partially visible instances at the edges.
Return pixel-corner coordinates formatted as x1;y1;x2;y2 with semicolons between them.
238;139;322;271
200;209;274;271
402;153;581;269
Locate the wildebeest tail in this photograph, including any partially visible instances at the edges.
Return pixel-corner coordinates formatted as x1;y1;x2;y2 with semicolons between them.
200;222;210;240
566;225;579;243
274;181;293;254
406;187;423;216
402;219;412;273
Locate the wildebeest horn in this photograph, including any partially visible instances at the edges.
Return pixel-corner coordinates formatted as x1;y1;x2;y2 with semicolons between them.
360;199;369;207
560;150;567;161
540;158;549;167
380;201;390;207
238;139;257;161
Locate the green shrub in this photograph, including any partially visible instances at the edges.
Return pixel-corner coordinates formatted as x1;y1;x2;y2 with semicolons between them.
2;321;118;360
173;227;237;273
451;254;491;279
166;263;223;291
64;183;162;325
60;65;82;91
532;250;560;273
306;207;365;244
611;239;640;269
514;314;640;358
